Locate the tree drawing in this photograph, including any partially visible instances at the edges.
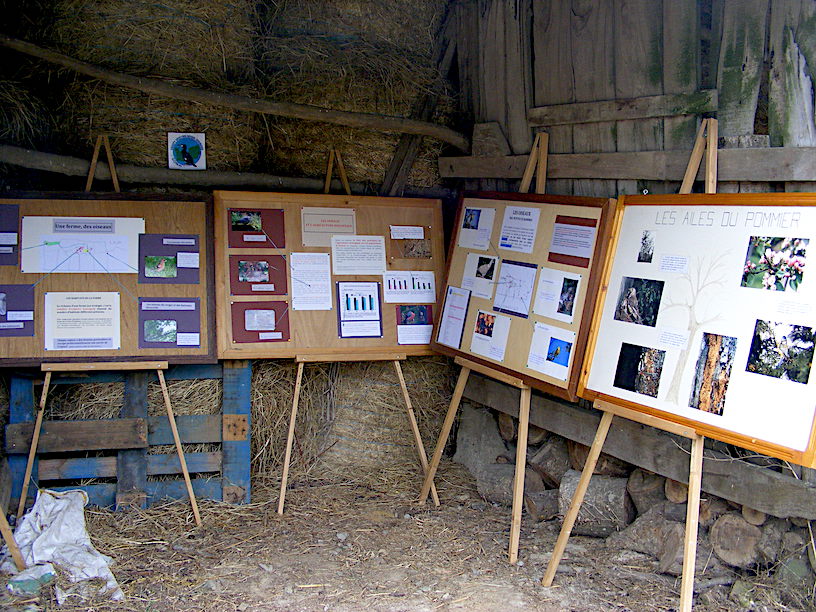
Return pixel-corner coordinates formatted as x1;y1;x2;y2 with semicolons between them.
660;252;730;404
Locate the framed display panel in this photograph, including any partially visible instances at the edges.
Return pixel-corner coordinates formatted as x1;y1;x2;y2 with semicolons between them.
213;191;445;359
581;193;816;467
432;192;614;401
0;196;215;365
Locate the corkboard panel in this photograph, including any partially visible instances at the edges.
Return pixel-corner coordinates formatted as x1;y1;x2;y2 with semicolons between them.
432;192;614;401
213;191;445;359
580;193;816;468
0;196;215;365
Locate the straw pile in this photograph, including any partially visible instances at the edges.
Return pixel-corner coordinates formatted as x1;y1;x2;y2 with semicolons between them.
254;0;452;185
0;80;51;148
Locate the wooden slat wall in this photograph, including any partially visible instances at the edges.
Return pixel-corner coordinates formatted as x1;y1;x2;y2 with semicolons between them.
449;0;816;194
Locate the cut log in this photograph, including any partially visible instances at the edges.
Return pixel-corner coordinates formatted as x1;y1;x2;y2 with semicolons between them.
742;505;767;526
497;412;517;442
476;464;544;507
663;496;729;527
665;478;689;503
524;489;560;522
757;518;788;565
567;440;631;477
627;468;666;515
527;424;549;446
710;513;762;568
528;435;571;488
559;469;635;537
453;403;507;477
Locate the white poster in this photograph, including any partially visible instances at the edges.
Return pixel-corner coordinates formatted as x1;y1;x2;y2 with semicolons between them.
245;309;276;331
499;206;541;253
301;207;357;247
383;271;435;303
390;225;424;239
437;286;471;349
533;267;582;324
470;310;512;362
586;203;816;452
528;322;576;381
44;292;121;351
397;324;433;345
290;252;332;310
461;253;497;299
457;207;496;251
331;235;386;275
550;219;596;261
21;216;145;274
493;260;538;318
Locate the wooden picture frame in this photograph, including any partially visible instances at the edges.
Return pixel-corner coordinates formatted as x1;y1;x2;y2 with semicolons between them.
0;194;215;365
580;193;816;467
213;191;445;359
432;192;614;401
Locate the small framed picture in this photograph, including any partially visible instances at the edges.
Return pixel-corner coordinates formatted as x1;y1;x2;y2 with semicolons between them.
168;132;206;170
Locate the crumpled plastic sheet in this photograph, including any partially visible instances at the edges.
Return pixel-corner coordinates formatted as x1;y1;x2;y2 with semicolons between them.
2;489;124;603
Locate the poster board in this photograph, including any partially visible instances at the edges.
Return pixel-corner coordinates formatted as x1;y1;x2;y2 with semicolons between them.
0;196;214;365
581;193;816;467
213;191;445;359
432;193;613;400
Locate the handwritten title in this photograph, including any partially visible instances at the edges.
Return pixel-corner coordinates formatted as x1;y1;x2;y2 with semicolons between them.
654;209;801;229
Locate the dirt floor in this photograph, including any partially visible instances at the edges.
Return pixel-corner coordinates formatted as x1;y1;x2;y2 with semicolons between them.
0;461;808;611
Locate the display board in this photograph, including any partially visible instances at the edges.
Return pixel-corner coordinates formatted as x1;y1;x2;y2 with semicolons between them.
432;193;613;400
0;196;214;365
213;191;445;359
581;193;816;467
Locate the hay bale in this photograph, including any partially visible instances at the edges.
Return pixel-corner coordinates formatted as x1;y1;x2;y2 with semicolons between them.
0;80;52;148
58;80;261;170
49;0;255;84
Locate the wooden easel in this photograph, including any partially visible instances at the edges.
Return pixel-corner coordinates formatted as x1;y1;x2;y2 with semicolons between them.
519;132;549;194
323;148;352;196
277;354;440;514
543;119;719;611
17;362;202;527
85;134;121;192
418;357;532;564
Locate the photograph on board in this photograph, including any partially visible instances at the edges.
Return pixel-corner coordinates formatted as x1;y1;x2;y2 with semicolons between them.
557;277;578;317
746;320;813;384
637;230;655;263
475;311;495;337
144;255;177;278
398;304;431;326
546;337;572;368
475;256;496;280
238;260;270;283
463;208;481;230
613;276;664;327
144;319;177;343
688;332;738;415
740;236;808;291
230;210;263;232
613;342;666;398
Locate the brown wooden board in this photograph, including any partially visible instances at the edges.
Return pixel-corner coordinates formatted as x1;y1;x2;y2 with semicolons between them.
431;193;613;401
6;418;148;453
0;196;215;365
580;193;816;468
214;192;445;359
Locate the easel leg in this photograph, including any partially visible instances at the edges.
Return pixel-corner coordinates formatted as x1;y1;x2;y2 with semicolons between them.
542;410;614;586
158;370;202;527
508;385;531;564
278;361;304;515
418;366;470;504
393;361;440;506
680;434;705;611
16;371;51;520
0;511;24;571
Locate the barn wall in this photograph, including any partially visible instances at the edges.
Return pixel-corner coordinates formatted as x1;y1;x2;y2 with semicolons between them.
446;0;816;195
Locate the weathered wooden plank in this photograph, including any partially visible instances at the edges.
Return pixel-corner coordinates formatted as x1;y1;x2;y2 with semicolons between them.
531;0;574;194
479;0;505;124
528;91;717;126
49;478;221;508
38;452;222;480
50;363;223;385
614;0;664;195
464;374;816;519
148;414;221;445
439;146;816;181
221;360;251;504
571;0;616;197
6;418;148;454
503;0;533;154
117;371;148;508
7;377;35;506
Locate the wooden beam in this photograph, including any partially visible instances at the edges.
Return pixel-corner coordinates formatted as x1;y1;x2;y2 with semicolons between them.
38;452;222;480
464;374;816;519
6;418;148;454
528;90;717;127
439;147;816;182
147;414;222;445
